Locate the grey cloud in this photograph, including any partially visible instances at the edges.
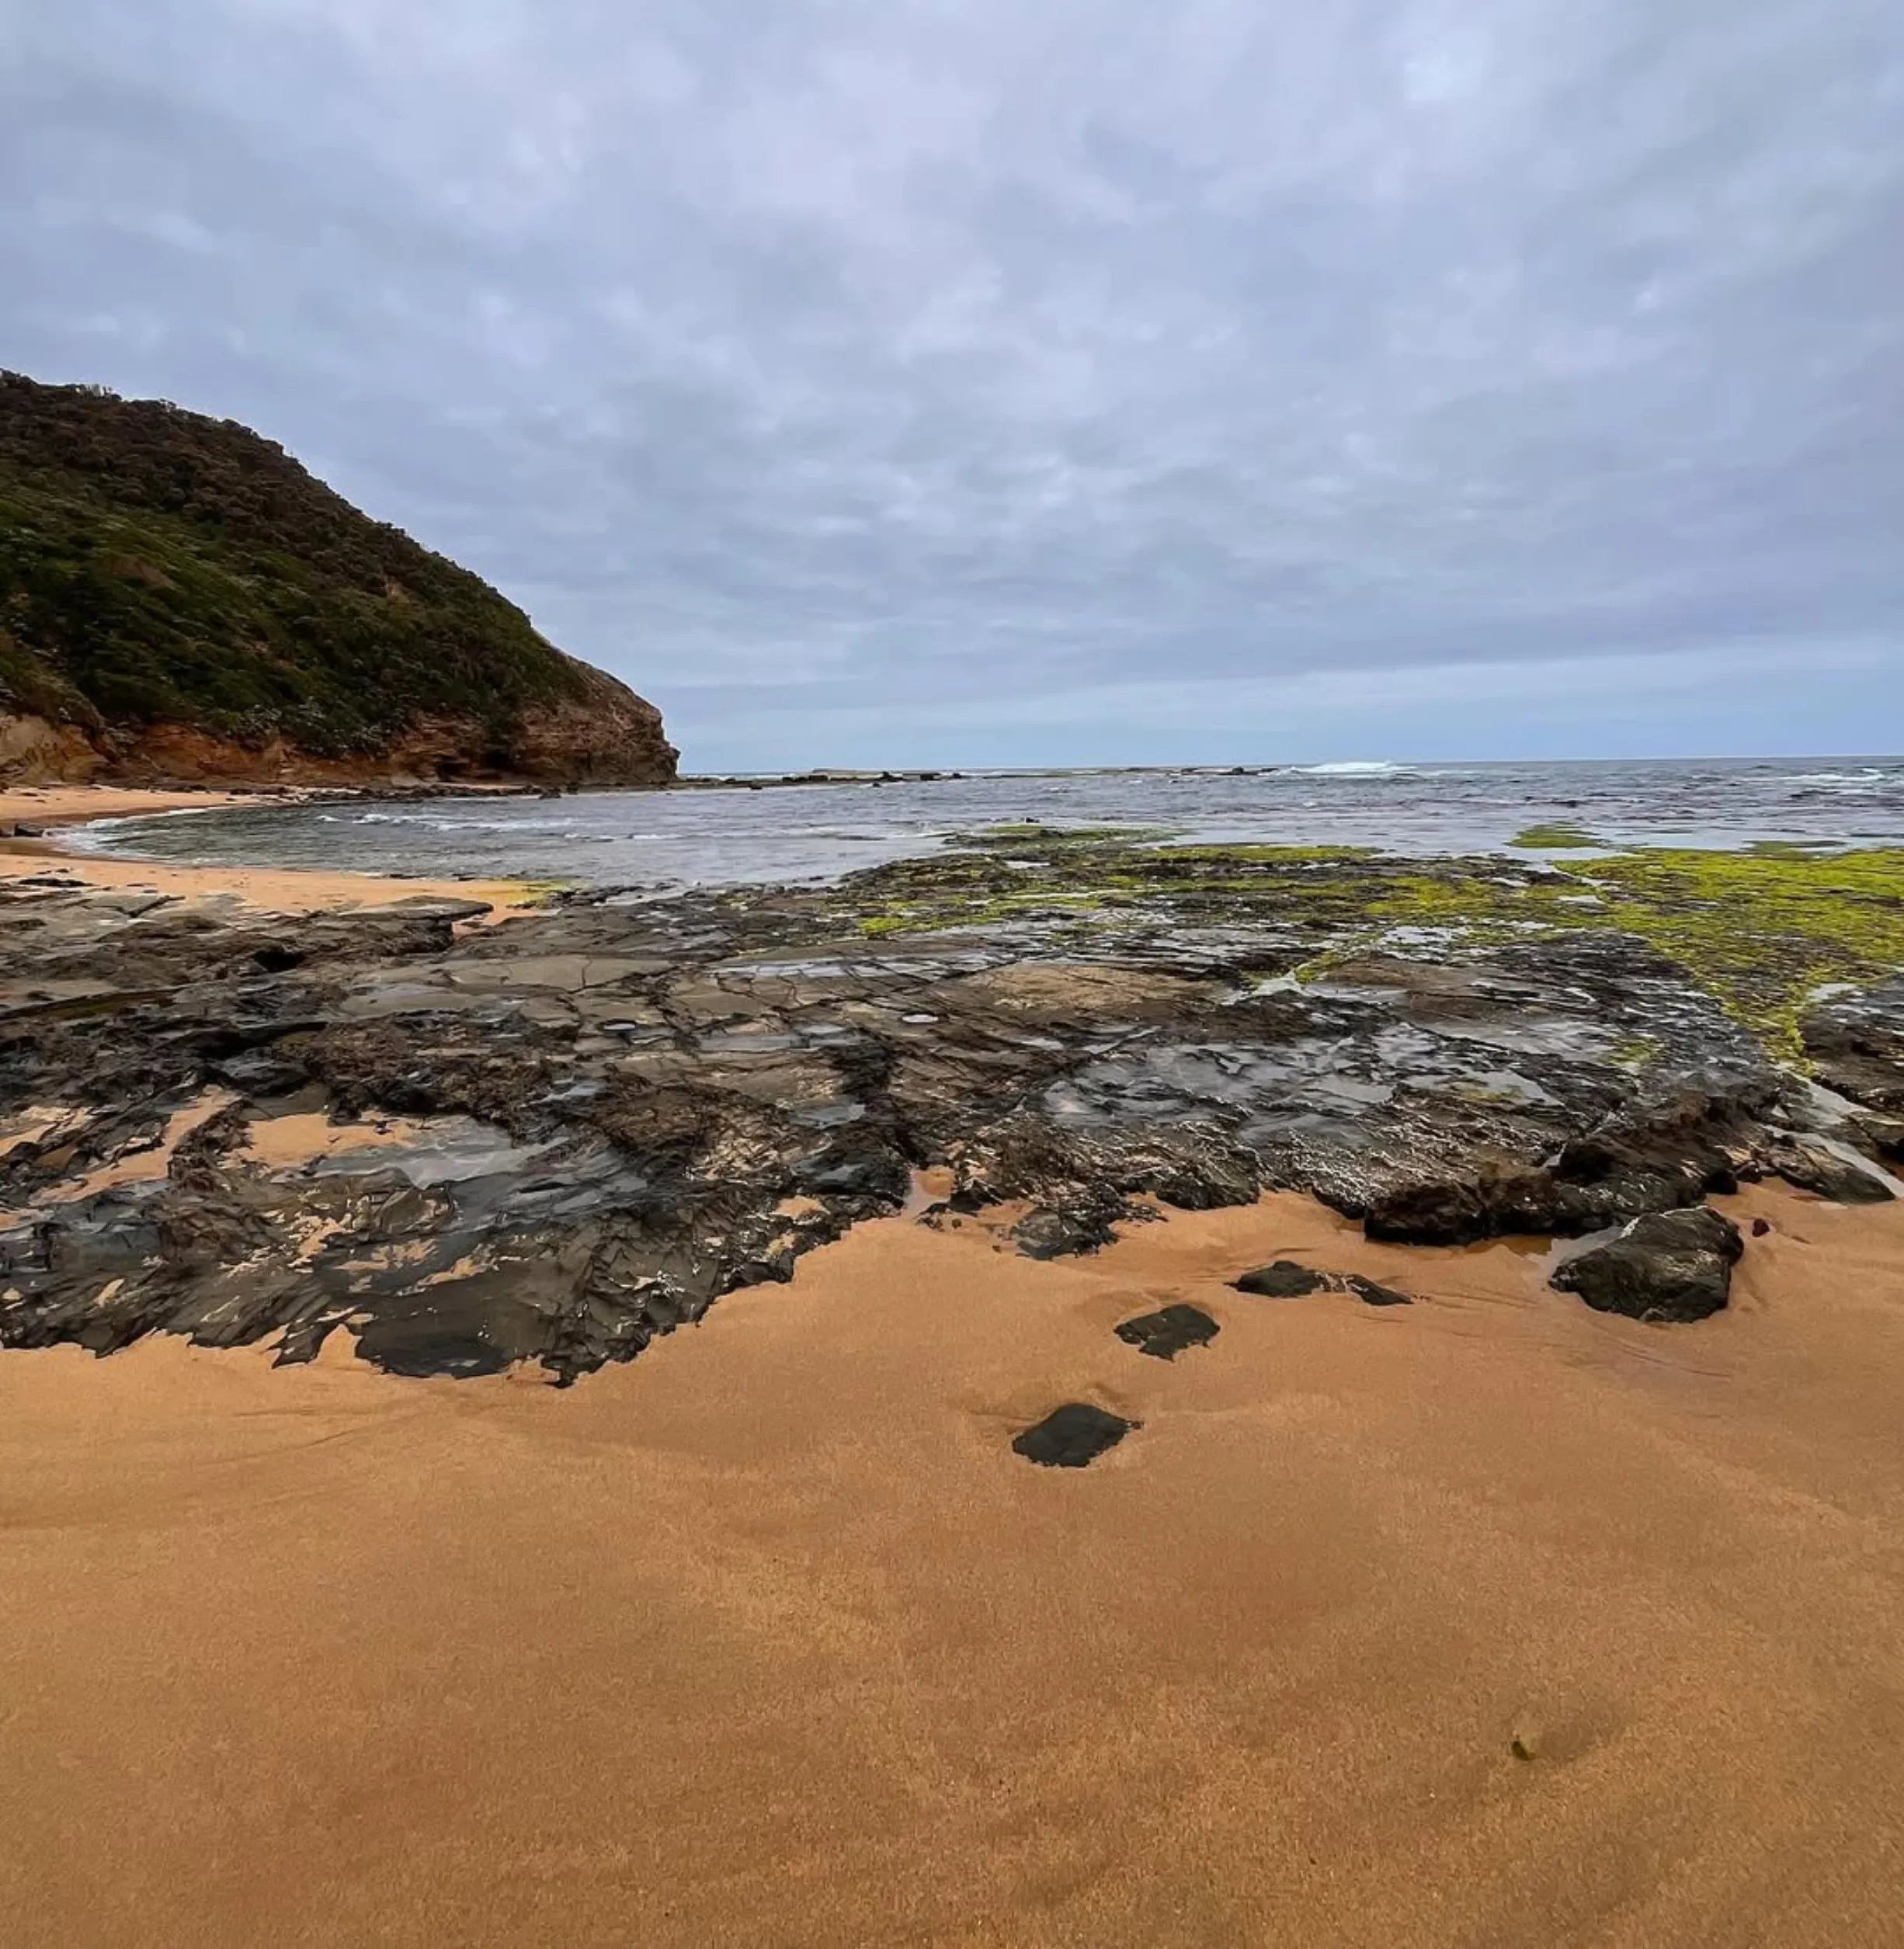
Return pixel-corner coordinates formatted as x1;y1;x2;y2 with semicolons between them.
5;0;1902;765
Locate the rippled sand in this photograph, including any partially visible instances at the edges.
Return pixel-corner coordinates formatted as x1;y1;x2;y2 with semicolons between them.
4;1183;1902;1947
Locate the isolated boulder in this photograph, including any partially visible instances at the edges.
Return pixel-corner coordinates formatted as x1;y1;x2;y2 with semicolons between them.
1551;1207;1743;1322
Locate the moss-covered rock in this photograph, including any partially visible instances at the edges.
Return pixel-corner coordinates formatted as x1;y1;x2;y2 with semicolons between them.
1511;822;1604;849
837;833;1904;1065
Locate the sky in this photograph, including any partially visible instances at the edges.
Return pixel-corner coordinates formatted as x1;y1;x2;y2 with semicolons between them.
5;1;1902;772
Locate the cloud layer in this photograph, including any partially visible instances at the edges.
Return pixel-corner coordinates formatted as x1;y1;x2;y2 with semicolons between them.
6;0;1902;766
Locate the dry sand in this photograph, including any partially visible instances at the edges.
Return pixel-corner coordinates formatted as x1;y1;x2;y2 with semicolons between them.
4;1181;1902;1947
0;784;537;916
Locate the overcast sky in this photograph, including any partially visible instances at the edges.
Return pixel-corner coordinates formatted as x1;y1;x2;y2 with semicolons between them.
5;1;1901;770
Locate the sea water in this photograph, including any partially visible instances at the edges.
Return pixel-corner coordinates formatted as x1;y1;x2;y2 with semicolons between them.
70;756;1904;892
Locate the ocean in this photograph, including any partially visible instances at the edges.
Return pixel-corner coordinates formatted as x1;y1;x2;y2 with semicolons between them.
70;756;1904;891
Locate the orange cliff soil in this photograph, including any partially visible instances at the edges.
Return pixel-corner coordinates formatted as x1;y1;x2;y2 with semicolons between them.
0;679;676;790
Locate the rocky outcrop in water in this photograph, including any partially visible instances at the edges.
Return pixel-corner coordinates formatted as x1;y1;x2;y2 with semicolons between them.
3;839;1901;1380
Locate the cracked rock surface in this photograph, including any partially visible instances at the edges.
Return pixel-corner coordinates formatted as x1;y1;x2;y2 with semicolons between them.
5;844;1900;1379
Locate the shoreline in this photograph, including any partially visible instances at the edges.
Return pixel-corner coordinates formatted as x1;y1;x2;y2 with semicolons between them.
0;783;547;917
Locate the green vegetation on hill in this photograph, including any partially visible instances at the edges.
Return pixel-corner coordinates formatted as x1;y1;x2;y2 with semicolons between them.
0;370;609;763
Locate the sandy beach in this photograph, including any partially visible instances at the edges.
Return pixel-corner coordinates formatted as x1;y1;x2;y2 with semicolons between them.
3;1179;1902;1947
0;785;542;916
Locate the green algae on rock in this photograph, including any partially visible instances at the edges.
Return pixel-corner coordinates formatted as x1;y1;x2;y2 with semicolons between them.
1585;847;1904;1061
1510;822;1606;850
843;834;1904;1066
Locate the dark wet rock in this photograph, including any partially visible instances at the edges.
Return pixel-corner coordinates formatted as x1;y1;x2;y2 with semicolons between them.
1847;1110;1904;1166
353;1312;516;1378
2;840;1895;1381
1233;1260;1329;1298
1550;1207;1744;1322
1803;979;1904;1113
1232;1261;1409;1304
209;1047;311;1097
1114;1302;1219;1360
1361;1169;1548;1245
1752;1216;1774;1237
1361;1089;1766;1244
1343;1273;1413;1307
1012;1402;1138;1468
385;895;498;922
1013;1205;1123;1260
92;890;173;917
1767;1137;1895;1204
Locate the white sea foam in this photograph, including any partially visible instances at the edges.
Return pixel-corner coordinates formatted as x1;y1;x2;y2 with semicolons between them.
349;812;585;833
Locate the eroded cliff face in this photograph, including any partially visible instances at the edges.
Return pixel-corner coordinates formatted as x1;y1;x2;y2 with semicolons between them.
0;660;678;789
509;656;679;787
0;711;102;784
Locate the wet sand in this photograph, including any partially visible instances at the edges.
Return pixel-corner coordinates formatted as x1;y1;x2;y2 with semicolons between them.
4;1182;1902;1947
0;785;538;915
0;784;275;826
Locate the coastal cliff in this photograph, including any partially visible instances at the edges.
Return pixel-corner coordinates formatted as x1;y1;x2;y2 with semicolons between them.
0;370;676;787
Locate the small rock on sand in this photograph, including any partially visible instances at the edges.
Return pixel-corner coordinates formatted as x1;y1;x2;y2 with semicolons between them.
1114;1303;1220;1360
1231;1263;1412;1305
1012;1404;1138;1468
1232;1260;1329;1298
1343;1273;1413;1307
